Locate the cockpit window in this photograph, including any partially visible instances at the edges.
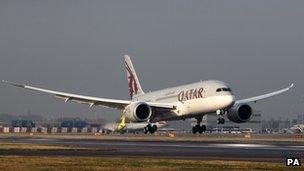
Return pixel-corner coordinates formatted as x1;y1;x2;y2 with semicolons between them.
222;88;232;92
217;87;232;92
222;88;228;92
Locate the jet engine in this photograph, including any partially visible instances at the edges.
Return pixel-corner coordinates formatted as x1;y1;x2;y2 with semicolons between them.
227;104;252;123
124;102;152;122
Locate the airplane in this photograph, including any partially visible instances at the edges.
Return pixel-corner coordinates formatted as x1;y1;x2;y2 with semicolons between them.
102;121;168;134
289;124;304;134
3;55;294;134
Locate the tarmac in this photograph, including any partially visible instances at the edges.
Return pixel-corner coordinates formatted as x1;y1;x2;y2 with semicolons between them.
0;134;303;162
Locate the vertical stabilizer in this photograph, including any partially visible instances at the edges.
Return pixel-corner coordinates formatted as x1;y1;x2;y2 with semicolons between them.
124;55;145;99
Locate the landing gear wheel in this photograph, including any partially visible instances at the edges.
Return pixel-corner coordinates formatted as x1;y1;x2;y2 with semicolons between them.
192;125;200;134
202;125;206;131
147;125;153;134
220;118;225;124
192;117;205;134
143;127;149;134
217;118;225;124
146;124;157;134
152;125;157;133
198;127;203;134
198;125;206;134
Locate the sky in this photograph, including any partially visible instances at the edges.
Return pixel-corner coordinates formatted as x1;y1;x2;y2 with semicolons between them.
0;0;303;122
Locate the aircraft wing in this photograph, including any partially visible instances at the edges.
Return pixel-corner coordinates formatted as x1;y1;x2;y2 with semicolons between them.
235;83;294;104
2;80;175;110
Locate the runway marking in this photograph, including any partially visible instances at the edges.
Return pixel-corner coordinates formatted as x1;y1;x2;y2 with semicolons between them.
288;146;304;148
212;144;274;148
27;138;58;141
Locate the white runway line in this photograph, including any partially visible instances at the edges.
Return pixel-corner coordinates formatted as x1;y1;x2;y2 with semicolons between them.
288;146;304;148
212;144;274;148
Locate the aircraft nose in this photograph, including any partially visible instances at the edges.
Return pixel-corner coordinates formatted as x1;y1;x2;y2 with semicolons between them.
226;95;235;107
221;95;235;108
213;95;235;109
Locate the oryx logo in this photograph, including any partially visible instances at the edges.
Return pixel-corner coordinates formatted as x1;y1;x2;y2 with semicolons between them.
286;158;301;166
125;62;138;99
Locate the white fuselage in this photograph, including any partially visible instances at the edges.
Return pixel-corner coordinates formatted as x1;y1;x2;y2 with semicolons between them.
132;80;235;121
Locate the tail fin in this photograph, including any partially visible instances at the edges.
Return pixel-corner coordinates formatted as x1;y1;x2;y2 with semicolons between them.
124;55;145;99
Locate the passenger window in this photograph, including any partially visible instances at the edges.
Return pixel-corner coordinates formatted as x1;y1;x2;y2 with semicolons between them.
216;88;222;92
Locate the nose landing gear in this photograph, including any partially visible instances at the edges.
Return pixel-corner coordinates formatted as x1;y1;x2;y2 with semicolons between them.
192;117;206;134
217;118;225;124
216;109;226;125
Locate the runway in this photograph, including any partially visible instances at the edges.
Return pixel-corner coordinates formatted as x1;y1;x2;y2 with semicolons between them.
0;136;303;162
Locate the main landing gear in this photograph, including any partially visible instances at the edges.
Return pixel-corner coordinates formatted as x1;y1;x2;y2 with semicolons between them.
216;109;225;125
144;124;157;134
192;117;206;134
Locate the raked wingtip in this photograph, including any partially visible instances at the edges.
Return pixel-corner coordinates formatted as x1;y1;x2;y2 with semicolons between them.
2;80;25;88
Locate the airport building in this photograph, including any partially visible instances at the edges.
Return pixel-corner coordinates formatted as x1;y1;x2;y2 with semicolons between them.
11;120;35;128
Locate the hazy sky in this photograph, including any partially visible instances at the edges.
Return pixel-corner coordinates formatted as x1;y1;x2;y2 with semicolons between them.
0;0;303;121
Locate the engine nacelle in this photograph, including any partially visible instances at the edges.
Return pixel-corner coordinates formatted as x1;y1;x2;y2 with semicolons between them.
124;102;152;122
227;104;252;123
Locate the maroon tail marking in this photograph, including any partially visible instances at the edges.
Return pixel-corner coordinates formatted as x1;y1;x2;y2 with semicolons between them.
125;61;138;99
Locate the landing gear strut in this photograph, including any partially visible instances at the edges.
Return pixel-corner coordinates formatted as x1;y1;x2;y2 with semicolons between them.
216;109;225;125
144;124;157;134
192;117;206;134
